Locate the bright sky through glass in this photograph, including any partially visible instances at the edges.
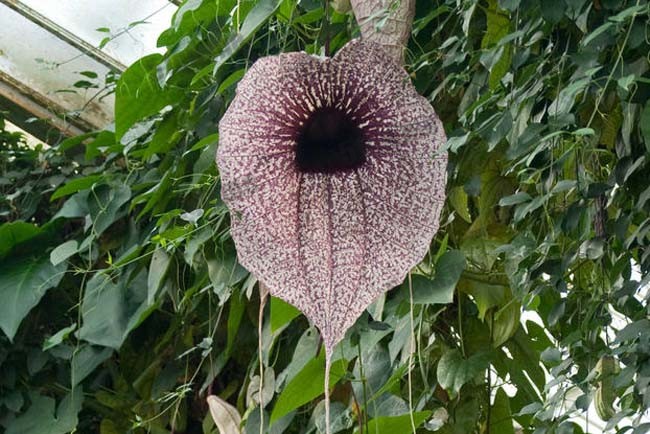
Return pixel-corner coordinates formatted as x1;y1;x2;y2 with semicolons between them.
0;0;177;131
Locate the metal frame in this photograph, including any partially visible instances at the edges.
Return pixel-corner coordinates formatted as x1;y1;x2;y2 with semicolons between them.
0;71;91;141
0;0;126;72
0;0;183;141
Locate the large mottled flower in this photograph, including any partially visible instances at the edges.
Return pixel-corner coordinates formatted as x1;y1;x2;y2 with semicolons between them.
217;39;447;352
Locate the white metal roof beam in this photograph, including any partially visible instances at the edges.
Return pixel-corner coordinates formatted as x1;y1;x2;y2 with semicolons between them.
0;0;126;72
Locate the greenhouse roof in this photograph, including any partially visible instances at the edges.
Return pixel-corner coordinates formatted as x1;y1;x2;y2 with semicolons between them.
0;0;178;142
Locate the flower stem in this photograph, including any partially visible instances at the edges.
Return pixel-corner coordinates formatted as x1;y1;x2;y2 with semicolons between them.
258;285;268;434
407;272;417;434
324;350;332;434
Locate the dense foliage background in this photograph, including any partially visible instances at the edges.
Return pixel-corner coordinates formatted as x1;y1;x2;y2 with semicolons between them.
1;0;649;433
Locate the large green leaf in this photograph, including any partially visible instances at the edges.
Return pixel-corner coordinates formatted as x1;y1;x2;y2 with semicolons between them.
49;240;78;266
143;114;183;158
351;347;391;402
114;54;183;141
490;300;521;347
87;184;131;235
158;0;229;47
50;175;103;200
436;349;490;395
412;250;465;304
71;345;113;387
78;270;153;349
541;0;566;23
270;352;347;424
448;186;472;223
207;243;248;304
270;296;301;333
147;248;172;304
6;390;83;434
494;327;546;407
641;101;650;153
226;292;246;357
43;324;77;351
53;191;90;220
355;411;432;434
490;388;515;434
212;0;282;74
481;0;511;89
459;277;507;320
0;221;40;257
0;255;66;341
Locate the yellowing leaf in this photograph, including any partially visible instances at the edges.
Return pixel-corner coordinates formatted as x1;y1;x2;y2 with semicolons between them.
207;395;241;434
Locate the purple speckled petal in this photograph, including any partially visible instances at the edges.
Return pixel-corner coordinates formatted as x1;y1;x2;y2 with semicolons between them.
217;39;447;351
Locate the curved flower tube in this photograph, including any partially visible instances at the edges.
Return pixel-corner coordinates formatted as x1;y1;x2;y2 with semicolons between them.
350;0;416;62
217;39;447;353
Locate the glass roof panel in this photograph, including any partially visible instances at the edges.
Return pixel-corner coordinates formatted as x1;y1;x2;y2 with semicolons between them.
0;4;114;129
19;0;177;67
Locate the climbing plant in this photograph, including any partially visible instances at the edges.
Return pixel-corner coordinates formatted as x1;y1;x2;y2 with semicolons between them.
0;0;649;433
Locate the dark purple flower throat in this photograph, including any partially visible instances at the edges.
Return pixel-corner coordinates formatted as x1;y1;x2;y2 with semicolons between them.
295;106;366;174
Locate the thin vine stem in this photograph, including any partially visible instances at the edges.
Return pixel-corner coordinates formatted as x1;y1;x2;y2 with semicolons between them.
586;0;642;128
323;0;330;56
357;340;369;432
486;312;495;434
